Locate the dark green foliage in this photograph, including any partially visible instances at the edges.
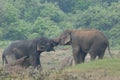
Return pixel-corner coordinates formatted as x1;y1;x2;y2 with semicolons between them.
3;29;27;40
0;0;120;48
0;1;19;27
31;17;61;39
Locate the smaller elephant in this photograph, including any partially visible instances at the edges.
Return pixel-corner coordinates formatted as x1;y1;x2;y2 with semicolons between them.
2;37;55;68
53;29;112;64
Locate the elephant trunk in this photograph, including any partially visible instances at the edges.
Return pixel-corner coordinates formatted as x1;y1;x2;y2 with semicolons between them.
52;38;60;46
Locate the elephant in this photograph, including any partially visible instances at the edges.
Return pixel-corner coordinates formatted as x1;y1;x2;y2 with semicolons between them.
53;29;113;64
2;37;55;68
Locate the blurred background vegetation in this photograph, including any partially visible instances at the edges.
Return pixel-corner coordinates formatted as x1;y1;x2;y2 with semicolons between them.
0;0;120;49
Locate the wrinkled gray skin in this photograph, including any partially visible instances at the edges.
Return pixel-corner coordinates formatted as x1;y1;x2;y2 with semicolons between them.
54;29;112;64
2;37;55;68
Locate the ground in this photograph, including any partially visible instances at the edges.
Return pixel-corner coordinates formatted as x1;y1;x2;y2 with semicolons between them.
0;46;120;80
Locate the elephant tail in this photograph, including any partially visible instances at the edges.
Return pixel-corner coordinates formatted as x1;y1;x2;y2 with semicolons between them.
2;54;7;65
107;44;113;58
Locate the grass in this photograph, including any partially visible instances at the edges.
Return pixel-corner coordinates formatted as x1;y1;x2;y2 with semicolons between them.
0;58;120;80
62;58;120;77
67;58;120;70
0;45;120;80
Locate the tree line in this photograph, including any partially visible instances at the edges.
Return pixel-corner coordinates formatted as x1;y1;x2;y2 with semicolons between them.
0;0;120;48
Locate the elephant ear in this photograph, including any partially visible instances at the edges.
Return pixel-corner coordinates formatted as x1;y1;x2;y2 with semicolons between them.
64;32;71;44
62;30;71;45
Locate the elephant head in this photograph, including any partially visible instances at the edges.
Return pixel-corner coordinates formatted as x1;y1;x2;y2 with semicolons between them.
35;37;55;53
30;37;56;67
53;30;72;45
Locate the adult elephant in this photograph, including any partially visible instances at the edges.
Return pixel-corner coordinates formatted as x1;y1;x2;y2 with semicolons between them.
2;37;55;68
53;29;112;64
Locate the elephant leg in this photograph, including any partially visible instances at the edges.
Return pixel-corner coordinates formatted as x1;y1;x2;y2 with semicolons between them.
34;53;42;70
72;46;81;64
72;46;86;64
89;49;97;61
98;46;107;59
89;43;107;60
37;56;41;68
5;54;16;64
79;52;87;63
89;43;101;61
98;53;104;59
90;54;97;61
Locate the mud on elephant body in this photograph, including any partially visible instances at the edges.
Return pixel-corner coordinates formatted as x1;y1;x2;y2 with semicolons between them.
2;37;55;68
53;29;112;64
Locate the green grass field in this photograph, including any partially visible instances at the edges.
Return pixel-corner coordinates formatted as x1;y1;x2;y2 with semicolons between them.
49;58;120;80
